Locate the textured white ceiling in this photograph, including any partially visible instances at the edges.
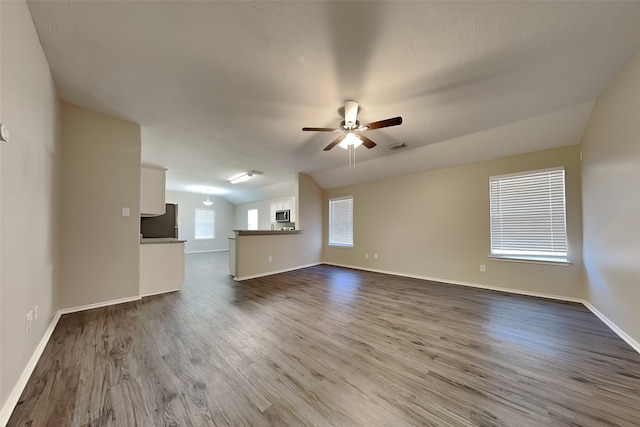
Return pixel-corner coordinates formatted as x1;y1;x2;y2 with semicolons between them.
27;1;640;204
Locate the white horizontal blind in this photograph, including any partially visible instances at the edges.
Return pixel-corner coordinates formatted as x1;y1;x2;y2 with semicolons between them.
195;209;215;239
490;168;567;260
329;196;353;247
247;209;258;230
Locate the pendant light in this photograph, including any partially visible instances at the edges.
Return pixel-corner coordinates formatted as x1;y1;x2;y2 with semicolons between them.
202;194;213;206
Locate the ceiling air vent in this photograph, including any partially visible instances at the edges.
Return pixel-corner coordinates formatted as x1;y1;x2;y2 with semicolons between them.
388;142;407;151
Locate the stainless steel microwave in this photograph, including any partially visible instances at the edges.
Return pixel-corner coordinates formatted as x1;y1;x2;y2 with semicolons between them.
275;209;290;223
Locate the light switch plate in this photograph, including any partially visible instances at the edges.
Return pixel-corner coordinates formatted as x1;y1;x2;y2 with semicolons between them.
121;207;130;217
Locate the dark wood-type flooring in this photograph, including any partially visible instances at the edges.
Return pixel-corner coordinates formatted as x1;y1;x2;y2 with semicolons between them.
9;252;640;426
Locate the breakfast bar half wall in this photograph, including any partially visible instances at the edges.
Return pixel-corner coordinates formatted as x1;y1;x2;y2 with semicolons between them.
229;230;320;280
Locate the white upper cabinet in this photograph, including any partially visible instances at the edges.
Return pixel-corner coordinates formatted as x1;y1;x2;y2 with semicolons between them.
140;164;167;216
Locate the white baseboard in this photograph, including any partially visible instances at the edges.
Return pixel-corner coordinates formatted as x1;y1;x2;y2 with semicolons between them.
234;263;321;281
582;301;640;355
0;310;61;426
58;295;141;315
322;262;583;303
185;249;229;254
140;289;179;298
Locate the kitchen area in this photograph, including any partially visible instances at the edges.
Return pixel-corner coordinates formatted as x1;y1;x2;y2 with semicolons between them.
139;164;186;296
137;166;320;286
228;173;323;281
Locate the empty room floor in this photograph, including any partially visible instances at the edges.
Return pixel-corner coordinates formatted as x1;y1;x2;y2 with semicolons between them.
8;252;640;426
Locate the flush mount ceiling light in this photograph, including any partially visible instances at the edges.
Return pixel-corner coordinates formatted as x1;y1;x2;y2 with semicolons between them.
230;173;253;184
229;170;262;184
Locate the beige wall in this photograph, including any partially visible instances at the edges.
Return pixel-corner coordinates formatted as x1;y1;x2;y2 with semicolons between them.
235;173;323;279
166;190;235;253
0;0;61;414
581;49;640;345
324;145;584;299
59;103;141;308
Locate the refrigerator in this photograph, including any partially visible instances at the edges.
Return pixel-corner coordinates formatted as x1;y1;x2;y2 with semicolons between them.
140;203;179;238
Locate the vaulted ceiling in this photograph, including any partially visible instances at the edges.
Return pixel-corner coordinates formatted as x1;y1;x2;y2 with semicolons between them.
27;1;640;204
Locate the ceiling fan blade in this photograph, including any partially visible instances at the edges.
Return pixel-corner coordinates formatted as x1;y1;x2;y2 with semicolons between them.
324;134;346;151
358;134;376;149
302;127;339;132
362;116;403;130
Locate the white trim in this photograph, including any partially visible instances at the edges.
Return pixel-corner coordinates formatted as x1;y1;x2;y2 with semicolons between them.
0;311;61;426
185;249;228;254
58;295;141;315
582;301;640;355
234;263;321;281
140;289;179;298
322;262;582;303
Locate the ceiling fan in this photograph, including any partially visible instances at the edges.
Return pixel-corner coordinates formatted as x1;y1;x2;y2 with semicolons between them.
302;100;402;151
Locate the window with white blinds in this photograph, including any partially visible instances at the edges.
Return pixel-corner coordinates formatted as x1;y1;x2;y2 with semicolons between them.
329;196;353;247
247;209;258;230
195;209;215;239
489;168;568;262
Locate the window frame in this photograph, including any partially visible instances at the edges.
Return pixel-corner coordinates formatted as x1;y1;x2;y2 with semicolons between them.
328;196;354;248
489;167;569;265
194;208;215;240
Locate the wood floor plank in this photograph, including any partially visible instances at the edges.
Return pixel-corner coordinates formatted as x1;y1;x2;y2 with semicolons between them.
8;252;640;426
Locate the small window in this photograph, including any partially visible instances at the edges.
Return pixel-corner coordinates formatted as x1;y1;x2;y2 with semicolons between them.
247;209;258;230
329;196;353;247
489;168;568;263
195;209;215;239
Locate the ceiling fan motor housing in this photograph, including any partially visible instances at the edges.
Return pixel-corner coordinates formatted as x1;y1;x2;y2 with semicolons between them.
344;100;359;128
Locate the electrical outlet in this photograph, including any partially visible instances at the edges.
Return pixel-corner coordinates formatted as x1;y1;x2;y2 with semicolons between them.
34;305;39;321
480;264;486;272
268;255;272;262
121;207;130;217
365;253;369;259
374;253;378;259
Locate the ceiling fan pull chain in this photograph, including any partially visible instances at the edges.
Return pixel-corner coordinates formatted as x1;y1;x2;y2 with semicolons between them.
348;144;356;170
353;144;356;169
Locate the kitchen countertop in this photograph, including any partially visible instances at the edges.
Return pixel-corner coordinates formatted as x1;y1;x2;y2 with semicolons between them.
140;237;187;244
233;230;302;236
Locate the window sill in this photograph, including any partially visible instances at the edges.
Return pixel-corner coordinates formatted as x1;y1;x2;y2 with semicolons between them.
328;244;354;248
489;255;571;266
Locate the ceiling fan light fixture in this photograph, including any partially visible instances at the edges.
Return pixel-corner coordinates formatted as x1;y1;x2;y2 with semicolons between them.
339;132;363;150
